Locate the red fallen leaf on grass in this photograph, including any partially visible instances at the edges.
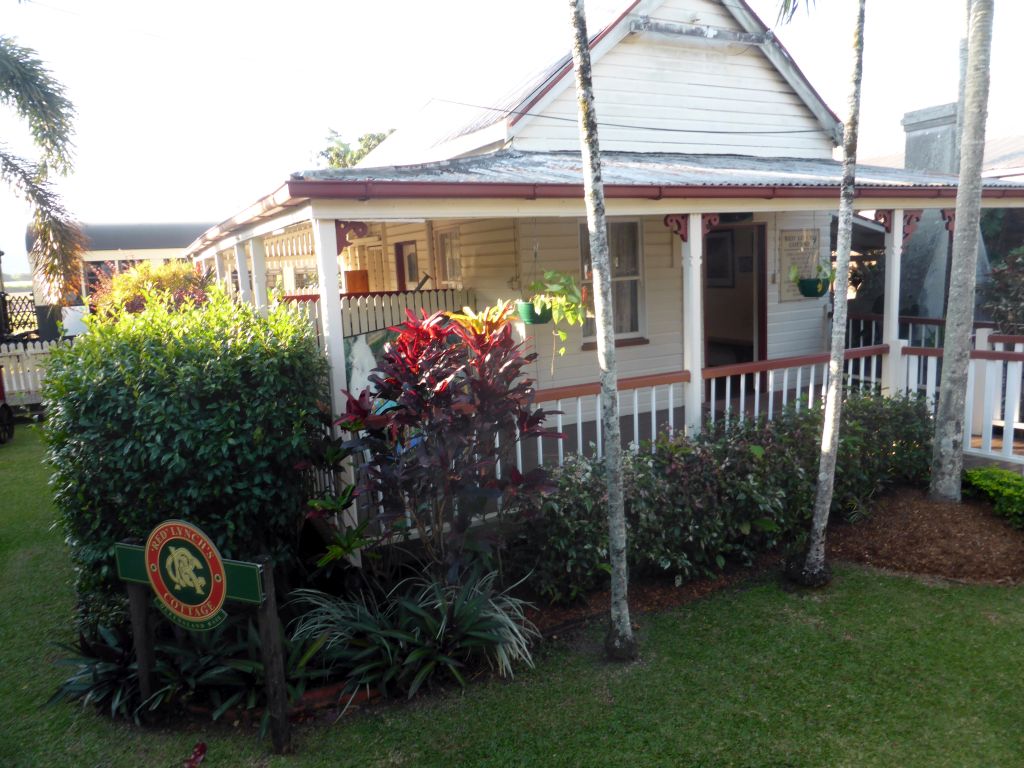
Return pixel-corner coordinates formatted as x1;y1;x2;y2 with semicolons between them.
183;742;207;767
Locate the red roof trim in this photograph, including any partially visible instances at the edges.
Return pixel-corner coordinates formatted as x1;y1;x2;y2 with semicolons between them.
286;179;1024;202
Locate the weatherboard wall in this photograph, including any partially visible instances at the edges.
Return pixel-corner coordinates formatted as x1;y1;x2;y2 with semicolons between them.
512;0;834;159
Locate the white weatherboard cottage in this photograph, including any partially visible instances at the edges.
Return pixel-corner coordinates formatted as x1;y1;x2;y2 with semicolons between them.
184;0;1024;464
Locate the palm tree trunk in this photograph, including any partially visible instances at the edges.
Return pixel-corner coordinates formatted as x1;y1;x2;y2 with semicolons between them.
929;0;994;501
797;0;866;586
568;0;636;660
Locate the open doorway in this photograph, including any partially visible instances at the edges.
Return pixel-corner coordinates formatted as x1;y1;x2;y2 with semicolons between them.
703;223;767;369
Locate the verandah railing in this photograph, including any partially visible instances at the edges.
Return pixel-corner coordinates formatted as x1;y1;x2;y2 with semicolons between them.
519;347;889;471
531;371;692;464
284;288;476;347
846;312;996;350
702;344;888;427
902;333;1024;463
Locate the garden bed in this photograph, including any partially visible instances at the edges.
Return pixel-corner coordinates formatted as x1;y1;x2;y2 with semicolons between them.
829;486;1024;583
528;485;1024;636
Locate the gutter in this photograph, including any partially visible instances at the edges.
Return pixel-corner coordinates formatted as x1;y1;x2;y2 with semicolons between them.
286;179;1016;202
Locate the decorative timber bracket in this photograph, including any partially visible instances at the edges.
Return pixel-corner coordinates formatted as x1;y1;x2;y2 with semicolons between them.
873;209;923;242
941;209;956;234
335;220;369;253
663;213;720;242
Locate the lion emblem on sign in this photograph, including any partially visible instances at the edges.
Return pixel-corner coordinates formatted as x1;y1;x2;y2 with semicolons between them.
165;546;207;595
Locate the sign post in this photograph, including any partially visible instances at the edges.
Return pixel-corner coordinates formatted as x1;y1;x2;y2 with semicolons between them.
116;520;291;754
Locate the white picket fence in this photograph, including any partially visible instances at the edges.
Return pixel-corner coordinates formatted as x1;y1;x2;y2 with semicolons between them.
0;340;68;406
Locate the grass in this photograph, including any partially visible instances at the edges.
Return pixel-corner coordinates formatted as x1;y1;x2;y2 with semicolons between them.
3;426;1024;766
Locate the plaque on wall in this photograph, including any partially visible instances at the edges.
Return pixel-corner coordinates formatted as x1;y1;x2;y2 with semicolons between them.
778;229;821;302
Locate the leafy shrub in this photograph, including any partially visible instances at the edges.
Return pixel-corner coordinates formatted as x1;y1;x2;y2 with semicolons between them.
44;289;327;634
511;393;933;603
48;626;142;721
507;456;609;604
965;467;1024;528
333;307;554;580
51;617;330;727
833;392;932;517
90;260;211;318
290;570;537;700
981;247;1024;334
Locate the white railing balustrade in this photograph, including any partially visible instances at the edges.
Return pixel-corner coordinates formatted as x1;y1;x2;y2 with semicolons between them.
902;335;1024;464
703;344;888;427
283;288;476;349
527;371;691;469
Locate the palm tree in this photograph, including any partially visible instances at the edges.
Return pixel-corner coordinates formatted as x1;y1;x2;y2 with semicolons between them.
930;0;994;501
568;0;636;660
0;35;83;303
780;0;866;586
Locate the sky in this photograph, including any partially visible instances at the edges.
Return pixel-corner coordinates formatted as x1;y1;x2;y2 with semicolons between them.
1;0;1020;274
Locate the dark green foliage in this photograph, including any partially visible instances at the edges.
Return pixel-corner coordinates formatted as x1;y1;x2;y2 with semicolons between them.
981;246;1024;334
43;290;327;634
833;392;932;517
290;570;537;700
512;393;933;603
506;457;610;604
965;466;1024;528
50;616;329;727
47;626;142;721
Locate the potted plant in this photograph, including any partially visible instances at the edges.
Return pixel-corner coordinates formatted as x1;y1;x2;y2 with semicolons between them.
789;262;835;298
518;270;587;375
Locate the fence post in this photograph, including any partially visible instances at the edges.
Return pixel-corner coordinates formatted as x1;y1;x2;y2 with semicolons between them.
971;327;992;434
256;556;291;755
125;583;155;704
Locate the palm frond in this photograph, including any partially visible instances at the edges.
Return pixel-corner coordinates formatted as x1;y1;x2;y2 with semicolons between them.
0;146;84;302
777;0;816;24
0;35;75;174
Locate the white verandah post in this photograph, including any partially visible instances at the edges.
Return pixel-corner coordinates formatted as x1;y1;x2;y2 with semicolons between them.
683;212;705;436
311;218;347;421
880;208;906;395
249;236;269;317
233;242;252;305
214;250;227;288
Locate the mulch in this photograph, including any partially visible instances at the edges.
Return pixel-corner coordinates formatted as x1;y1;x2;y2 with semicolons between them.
527;486;1024;636
828;486;1024;584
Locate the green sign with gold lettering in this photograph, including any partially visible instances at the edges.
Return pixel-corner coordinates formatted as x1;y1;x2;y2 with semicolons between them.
115;521;264;632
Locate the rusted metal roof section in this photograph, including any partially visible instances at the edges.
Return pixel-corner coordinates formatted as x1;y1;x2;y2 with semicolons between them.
294;150;1024;193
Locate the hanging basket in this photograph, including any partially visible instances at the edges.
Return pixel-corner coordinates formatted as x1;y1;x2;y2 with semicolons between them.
516;300;552;325
797;278;829;298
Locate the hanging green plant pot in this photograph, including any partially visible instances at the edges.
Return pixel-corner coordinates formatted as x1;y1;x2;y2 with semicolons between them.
516;300;552;325
797;278;829;298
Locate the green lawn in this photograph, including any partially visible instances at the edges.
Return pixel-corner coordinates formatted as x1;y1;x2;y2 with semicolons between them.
3;427;1024;767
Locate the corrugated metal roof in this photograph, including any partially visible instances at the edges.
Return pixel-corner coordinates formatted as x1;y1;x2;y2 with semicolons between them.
866;134;1024;177
296;149;1024;190
25;222;216;255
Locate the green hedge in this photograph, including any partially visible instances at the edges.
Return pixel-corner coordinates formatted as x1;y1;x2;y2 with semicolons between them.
44;290;327;632
510;392;932;604
965;466;1024;527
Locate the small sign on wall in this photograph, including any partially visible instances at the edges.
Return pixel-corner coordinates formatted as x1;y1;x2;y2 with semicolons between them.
778;229;821;302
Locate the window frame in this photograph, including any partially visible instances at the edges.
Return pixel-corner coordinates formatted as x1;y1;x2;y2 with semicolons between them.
578;218;645;342
434;226;462;288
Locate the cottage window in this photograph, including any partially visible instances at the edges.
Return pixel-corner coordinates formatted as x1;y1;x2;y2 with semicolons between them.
579;221;643;338
294;267;318;290
435;228;462;287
